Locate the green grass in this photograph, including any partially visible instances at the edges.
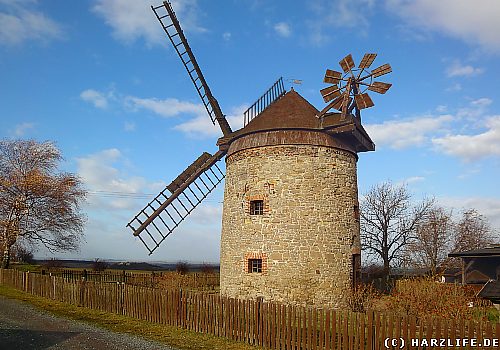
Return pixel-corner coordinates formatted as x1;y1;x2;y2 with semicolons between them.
0;284;260;350
10;262;41;272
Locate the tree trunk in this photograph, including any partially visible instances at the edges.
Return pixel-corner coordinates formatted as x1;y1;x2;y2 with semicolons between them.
1;244;10;269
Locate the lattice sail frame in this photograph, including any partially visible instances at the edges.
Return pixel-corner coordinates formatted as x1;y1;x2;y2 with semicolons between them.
317;53;392;119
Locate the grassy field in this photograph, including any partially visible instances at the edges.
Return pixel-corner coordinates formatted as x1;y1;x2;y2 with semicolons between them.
0;284;259;350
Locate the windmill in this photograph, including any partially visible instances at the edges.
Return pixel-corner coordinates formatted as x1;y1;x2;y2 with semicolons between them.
126;1;286;255
127;1;392;307
317;53;392;119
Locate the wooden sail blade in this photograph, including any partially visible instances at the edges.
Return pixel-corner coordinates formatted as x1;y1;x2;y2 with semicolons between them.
320;85;342;102
339;54;355;73
355;93;374;109
324;69;342;84
127;150;226;255
358;53;377;69
152;2;232;136
368;81;392;94
371;63;392;78
167;152;212;193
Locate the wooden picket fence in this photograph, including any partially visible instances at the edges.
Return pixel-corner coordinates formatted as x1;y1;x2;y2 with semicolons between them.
1;269;498;349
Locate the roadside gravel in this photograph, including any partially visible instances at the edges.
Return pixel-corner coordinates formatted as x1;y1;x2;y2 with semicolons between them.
0;295;179;350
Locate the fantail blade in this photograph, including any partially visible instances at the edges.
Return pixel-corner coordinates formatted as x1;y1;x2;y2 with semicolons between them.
355;93;374;109
320;85;342;102
372;63;392;78
324;69;342;84
359;53;377;69
368;81;392;94
339;54;355;73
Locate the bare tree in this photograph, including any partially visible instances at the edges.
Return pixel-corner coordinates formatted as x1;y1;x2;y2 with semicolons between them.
410;206;454;274
360;181;434;278
0;139;86;268
452;209;498;253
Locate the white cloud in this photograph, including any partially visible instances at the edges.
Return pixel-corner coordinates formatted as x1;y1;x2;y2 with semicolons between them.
0;1;63;45
174;104;246;138
405;176;425;184
395;175;425;188
446;83;462;92
365;115;453;149
92;0;205;46
432;116;500;161
173;113;219;137
189;204;222;225
439;196;500;230
446;61;484;78
126;96;204;117
13;122;35;136
274;22;291;37
471;98;492;108
222;32;231;41
307;0;374;45
456;98;492;121
77;148;161;210
436;105;447;113
127;95;246;138
124;121;136;132
80;89;109;109
386;0;500;52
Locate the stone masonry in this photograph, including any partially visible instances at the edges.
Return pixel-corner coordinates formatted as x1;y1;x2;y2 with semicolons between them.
220;143;361;308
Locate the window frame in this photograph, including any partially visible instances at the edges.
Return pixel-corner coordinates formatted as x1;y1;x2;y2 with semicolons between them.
250;200;264;215
248;258;263;273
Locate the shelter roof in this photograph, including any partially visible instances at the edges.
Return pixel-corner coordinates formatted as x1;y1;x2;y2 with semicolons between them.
448;246;500;257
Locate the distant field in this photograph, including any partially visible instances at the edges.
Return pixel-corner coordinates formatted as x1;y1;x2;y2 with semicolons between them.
15;260;220;273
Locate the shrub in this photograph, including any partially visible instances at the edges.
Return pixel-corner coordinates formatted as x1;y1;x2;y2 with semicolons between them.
92;258;108;272
14;246;34;264
200;263;215;274
347;283;381;312
382;277;486;320
43;258;63;271
175;261;189;275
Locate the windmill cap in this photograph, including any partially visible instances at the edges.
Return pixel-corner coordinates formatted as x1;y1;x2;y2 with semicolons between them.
221;89;375;156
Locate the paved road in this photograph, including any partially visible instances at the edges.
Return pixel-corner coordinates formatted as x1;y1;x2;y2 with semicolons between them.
0;295;178;350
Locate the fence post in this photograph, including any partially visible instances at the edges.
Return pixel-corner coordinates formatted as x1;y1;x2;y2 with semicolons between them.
25;270;29;293
52;275;56;300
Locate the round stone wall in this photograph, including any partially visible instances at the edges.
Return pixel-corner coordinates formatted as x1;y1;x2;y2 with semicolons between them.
220;143;360;308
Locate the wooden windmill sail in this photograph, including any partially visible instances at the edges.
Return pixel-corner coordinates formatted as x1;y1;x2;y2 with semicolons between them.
127;1;286;255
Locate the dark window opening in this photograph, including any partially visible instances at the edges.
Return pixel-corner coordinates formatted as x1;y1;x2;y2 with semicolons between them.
354;205;360;221
352;254;361;288
250;200;264;215
248;259;262;273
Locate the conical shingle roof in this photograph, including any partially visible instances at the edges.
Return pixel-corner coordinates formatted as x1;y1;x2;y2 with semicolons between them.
241;89;320;132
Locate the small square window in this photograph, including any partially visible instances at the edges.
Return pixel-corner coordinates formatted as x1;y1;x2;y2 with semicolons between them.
250;200;264;215
248;259;262;273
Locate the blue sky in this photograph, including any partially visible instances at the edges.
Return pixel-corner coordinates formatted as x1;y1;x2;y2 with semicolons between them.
1;0;499;263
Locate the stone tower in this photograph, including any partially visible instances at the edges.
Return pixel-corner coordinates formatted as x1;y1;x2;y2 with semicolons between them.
219;89;374;307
